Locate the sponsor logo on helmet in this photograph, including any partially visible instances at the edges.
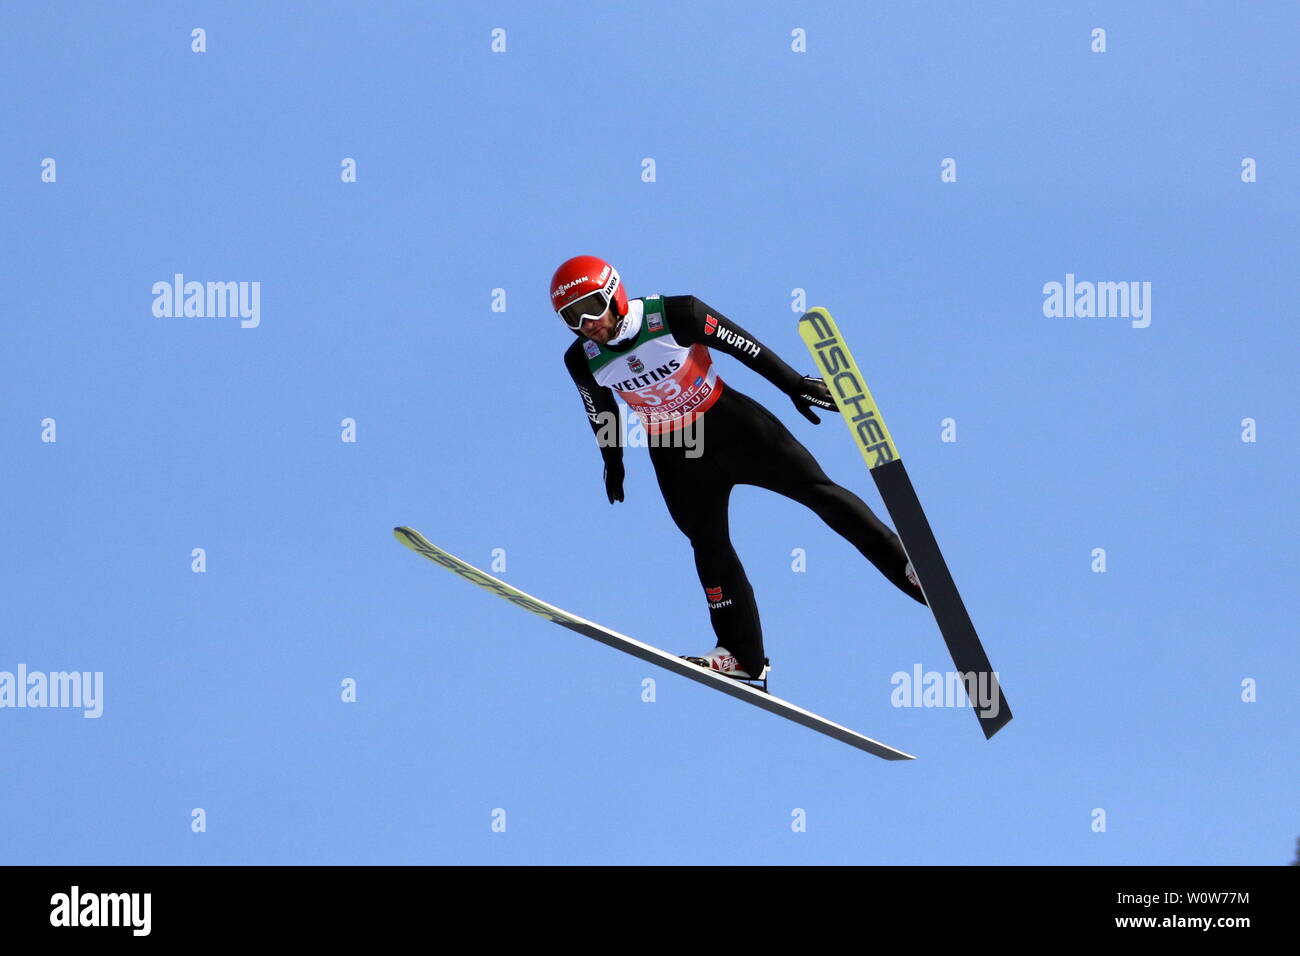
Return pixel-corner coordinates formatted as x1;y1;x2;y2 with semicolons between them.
552;276;591;301
597;265;610;284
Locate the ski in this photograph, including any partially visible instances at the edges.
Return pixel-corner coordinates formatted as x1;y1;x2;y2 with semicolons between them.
393;526;914;760
797;308;1013;740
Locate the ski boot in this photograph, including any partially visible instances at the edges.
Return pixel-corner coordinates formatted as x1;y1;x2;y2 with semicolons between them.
680;646;771;694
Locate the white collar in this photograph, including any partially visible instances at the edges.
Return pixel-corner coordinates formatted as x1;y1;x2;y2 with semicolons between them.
606;298;644;347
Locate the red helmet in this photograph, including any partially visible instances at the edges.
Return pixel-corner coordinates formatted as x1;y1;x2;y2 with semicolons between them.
550;255;628;331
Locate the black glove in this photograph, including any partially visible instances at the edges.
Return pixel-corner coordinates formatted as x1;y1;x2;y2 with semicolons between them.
603;461;625;504
789;375;838;424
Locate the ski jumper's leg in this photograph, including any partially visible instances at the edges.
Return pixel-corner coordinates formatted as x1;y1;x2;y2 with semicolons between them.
649;431;766;676
728;389;926;606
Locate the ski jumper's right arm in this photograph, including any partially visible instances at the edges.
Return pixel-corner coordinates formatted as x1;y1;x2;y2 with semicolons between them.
564;339;625;503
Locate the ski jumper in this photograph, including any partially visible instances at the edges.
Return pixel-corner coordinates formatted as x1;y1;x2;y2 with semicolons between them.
564;295;925;675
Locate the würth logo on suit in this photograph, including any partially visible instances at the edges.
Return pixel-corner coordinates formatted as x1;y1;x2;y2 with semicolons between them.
705;584;732;609
703;315;760;357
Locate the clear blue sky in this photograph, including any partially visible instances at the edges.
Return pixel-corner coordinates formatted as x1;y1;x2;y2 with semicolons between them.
3;1;1295;865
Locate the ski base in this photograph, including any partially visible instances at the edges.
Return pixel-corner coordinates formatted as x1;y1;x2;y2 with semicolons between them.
798;308;1013;740
394;527;914;760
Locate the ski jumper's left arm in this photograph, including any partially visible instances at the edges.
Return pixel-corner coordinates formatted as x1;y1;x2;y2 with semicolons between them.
661;295;837;423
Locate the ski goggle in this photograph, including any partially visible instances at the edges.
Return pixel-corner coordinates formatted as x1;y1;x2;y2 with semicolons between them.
557;289;611;330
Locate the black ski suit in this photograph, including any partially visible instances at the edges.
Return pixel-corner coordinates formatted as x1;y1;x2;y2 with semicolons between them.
564;295;925;675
